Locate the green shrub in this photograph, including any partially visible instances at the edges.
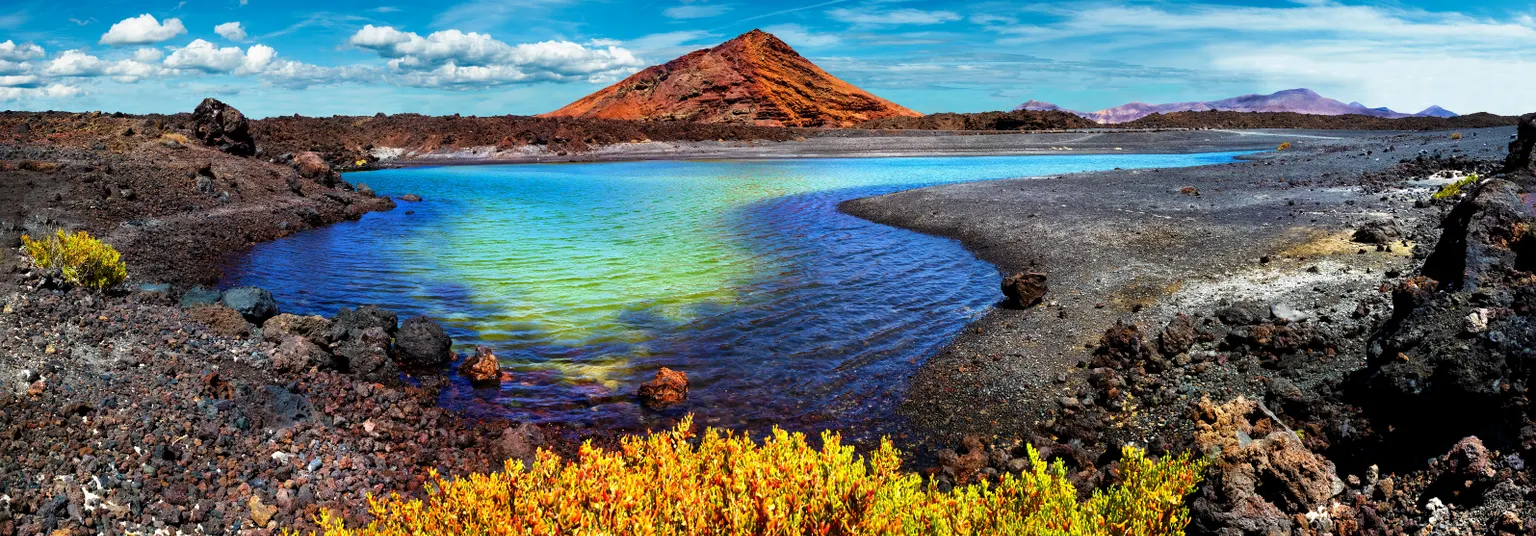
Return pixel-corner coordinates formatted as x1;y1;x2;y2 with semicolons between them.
1432;173;1480;200
21;230;127;290
300;416;1206;536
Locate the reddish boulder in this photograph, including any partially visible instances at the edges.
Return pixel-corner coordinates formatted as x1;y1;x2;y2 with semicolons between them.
937;436;990;484
1001;272;1048;308
1191;397;1344;534
1158;313;1199;356
637;367;689;409
272;335;334;373
459;346;501;383
186;305;252;338
294;151;337;186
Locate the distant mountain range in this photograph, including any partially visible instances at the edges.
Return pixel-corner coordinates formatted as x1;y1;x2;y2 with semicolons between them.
1017;89;1458;124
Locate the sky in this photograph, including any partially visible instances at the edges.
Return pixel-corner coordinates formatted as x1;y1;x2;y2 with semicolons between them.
0;0;1533;118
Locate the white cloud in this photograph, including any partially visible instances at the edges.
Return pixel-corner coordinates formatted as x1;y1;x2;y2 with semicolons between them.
43;49;168;82
133;48;164;63
663;4;731;19
215;22;248;41
100;14;188;45
164;39;274;74
0;40;45;61
0;60;32;75
762;24;841;48
828;7;961;26
989;2;1536;114
348;25;644;88
0;75;40;87
0;84;82;101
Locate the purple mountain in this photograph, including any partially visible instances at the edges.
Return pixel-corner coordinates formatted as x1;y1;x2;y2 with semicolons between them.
1017;89;1458;124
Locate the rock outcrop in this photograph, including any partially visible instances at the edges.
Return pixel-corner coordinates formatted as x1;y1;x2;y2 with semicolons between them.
543;30;920;127
1190;397;1344;535
395;316;451;368
637;367;689;409
1507;112;1536;178
190;98;256;156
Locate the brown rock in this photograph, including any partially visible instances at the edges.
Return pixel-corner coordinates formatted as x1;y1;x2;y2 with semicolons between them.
637;367;689;409
1094;321;1152;368
397;194;423;202
186;305;252;338
1506;112;1535;176
261;313;331;346
293;151;336;185
190;98;255;156
1158;313;1199;356
1001;272;1048;308
494;422;546;468
334;326;397;381
458;346;501;383
272;335;334;372
248;495;277;527
542;29;920;128
937;436;991;484
1191;397;1344;534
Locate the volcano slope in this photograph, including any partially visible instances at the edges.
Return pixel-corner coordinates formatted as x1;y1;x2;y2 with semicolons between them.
846;124;1536;532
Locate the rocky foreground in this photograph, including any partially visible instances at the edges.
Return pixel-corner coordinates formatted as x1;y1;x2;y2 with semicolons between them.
848;117;1536;533
4;97;1536;536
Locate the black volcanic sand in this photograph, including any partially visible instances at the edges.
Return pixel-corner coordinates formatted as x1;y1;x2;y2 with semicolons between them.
844;127;1510;441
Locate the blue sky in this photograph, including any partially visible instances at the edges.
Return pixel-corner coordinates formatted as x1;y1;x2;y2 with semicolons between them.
0;0;1533;117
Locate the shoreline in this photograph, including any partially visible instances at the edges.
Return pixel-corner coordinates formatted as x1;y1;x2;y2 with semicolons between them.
3;103;1532;534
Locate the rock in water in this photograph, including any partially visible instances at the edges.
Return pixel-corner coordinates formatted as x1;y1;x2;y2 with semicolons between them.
638;367;689;409
459;346;501;383
220;287;279;324
395;316;451;367
190;98;256;156
1001;272;1048;308
1506;112;1536;177
397;194;423;202
330;305;399;342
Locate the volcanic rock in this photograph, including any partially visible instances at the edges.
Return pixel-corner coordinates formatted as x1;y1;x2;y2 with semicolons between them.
936;436;990;484
1506;112;1536;177
186;305;252;338
294;151;337;186
1421;179;1536;291
1158;313;1199;356
1001;272;1048;308
1351;218;1403;244
637;367;689;409
459;346;501;383
397;194;422;202
262;313;331;346
334;326;397;380
179;286;221;309
272;335;334;372
1093;321;1153;369
494;422;546;468
330;305;399;342
543;29;920;127
395;316;451;368
1190;397;1344;534
221;286;279;324
190;98;256;156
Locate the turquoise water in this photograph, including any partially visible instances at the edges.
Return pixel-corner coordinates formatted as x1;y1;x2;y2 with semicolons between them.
225;152;1248;436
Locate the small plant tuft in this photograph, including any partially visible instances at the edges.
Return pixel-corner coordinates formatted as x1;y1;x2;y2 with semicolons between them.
1432;173;1480;200
21;230;127;290
1277;142;1292;151
1450;132;1463;140
298;417;1206;536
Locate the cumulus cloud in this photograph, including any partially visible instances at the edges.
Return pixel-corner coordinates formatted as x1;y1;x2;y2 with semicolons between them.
133;48;164;63
0;84;82;102
0;40;45;61
0;60;32;75
0;75;40;87
215;22;248;41
43;49;167;82
164;40;275;74
348;25;644;87
100;14;188;45
828;7;961;26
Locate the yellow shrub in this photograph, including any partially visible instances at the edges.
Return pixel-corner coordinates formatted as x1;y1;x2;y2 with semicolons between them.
160;132;192;145
1277;142;1292;151
1433;173;1479;200
21;230;127;290
1450;132;1463;140
299;417;1205;536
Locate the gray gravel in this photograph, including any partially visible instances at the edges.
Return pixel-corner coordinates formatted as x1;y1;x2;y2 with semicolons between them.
840;126;1514;440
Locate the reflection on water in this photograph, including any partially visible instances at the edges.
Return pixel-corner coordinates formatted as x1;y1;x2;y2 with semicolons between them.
224;153;1248;439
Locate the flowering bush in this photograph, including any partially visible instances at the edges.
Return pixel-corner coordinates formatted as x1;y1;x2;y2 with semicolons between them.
21;230;127;290
1433;173;1480;200
302;417;1205;536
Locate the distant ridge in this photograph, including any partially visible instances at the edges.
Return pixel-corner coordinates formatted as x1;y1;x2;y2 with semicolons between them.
542;29;920;127
1018;89;1459;124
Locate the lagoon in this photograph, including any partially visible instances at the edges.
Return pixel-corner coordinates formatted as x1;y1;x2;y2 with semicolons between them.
224;152;1248;437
